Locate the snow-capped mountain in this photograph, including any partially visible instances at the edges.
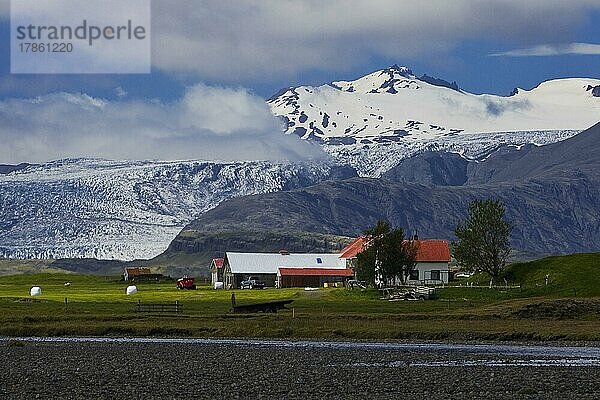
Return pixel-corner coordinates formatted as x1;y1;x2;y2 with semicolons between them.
2;66;600;262
0;158;352;260
269;65;600;176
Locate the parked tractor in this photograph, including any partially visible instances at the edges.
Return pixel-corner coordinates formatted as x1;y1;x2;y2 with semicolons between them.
176;276;197;290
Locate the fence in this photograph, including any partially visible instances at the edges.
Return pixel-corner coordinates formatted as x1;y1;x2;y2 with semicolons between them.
449;277;579;297
135;300;183;313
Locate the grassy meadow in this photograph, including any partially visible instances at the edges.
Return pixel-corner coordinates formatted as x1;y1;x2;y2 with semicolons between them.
0;253;599;341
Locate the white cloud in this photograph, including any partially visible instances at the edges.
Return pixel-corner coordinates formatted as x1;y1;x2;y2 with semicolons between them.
180;84;276;134
150;0;600;81
490;42;600;57
0;84;326;164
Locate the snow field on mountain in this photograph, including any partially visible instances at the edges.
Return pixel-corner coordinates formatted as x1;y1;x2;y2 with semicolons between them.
270;67;600;175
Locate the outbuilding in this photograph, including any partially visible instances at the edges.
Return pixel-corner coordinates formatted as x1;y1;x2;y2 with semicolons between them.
210;258;225;287
222;251;349;289
123;267;152;281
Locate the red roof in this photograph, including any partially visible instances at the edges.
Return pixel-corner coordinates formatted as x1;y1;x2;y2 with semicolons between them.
339;237;451;263
278;268;354;277
339;237;367;259
212;258;224;268
125;267;152;276
414;240;451;262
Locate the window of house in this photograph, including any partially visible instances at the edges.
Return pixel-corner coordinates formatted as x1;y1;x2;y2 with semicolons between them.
316;258;323;264
430;270;441;281
410;270;419;280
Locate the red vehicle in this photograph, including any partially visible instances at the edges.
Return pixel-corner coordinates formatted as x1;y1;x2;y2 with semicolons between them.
176;276;196;290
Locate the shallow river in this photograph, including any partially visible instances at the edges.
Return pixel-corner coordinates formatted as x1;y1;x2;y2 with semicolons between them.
5;337;600;366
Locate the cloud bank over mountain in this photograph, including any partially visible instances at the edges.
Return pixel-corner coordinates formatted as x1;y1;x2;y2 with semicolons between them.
150;0;600;81
491;42;600;57
1;0;599;83
0;84;325;164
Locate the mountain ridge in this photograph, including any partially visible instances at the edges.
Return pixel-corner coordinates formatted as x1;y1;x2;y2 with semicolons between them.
0;163;33;175
2;66;600;263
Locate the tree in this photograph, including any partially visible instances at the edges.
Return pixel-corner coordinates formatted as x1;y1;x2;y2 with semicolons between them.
355;220;418;287
452;199;512;282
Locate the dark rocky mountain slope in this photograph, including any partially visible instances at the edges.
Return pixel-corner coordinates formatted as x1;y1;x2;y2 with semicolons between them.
0;163;32;174
159;123;600;269
465;122;600;185
383;152;469;186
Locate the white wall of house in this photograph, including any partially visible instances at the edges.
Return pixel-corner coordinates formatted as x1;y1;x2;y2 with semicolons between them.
408;262;450;284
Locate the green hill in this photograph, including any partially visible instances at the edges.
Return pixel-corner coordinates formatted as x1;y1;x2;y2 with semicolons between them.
503;253;600;297
0;259;64;276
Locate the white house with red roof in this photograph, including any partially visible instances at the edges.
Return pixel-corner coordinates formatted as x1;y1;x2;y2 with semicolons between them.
339;237;452;285
210;258;225;287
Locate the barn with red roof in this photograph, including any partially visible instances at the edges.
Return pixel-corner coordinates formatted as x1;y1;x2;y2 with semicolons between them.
220;251;350;289
339;236;452;285
123;267;153;282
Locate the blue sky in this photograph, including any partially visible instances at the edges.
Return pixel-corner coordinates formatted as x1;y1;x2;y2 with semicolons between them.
0;1;599;163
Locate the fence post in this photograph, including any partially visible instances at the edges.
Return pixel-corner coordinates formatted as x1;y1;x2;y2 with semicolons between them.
573;287;577;297
137;299;141;312
176;300;180;313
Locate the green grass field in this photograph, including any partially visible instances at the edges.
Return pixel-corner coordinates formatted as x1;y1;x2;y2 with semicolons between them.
0;253;599;341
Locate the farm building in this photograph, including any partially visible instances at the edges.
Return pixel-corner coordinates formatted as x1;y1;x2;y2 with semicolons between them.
221;251;351;289
210;258;224;286
123;267;152;281
339;237;452;285
278;267;354;288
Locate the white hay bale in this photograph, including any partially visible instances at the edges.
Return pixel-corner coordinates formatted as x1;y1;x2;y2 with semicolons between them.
30;286;42;296
214;282;224;290
126;285;138;295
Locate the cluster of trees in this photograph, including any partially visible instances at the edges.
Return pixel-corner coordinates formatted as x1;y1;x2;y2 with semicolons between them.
355;220;418;287
355;198;512;287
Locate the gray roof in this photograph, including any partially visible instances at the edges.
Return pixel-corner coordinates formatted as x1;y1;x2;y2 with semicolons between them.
225;252;346;274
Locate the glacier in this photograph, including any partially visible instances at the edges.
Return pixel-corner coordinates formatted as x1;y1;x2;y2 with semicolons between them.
0;158;344;260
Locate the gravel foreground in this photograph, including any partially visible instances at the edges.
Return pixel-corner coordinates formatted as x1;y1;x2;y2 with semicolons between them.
1;339;600;399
